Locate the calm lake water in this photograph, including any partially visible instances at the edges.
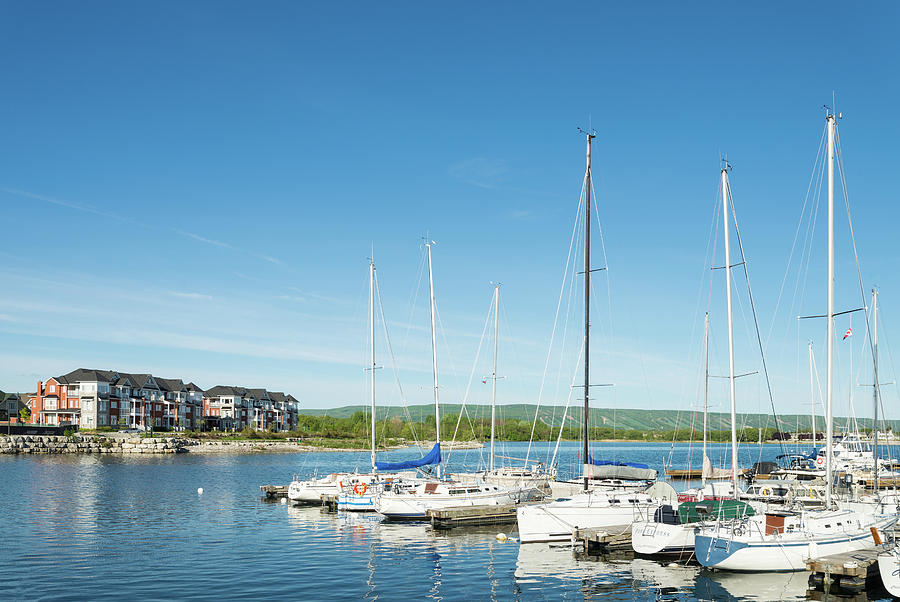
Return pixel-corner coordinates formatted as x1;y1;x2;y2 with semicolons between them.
0;440;891;601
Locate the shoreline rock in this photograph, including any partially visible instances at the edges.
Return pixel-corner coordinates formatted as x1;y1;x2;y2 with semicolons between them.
0;435;186;454
0;435;485;455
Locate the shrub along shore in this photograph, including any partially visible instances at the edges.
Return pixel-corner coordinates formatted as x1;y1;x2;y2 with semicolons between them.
1;411;804;456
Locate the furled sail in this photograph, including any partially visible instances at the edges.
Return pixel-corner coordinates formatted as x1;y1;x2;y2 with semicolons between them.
375;443;441;471
587;456;657;480
701;454;733;480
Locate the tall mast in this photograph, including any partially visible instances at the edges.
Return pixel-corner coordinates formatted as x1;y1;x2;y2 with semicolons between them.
583;130;595;492
426;241;441;480
722;166;739;496
809;342;815;450
369;261;377;472
490;284;500;472
825;111;835;508
702;312;709;488
873;289;879;492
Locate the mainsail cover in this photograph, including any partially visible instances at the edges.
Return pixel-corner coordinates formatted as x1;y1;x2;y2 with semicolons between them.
587;457;657;481
375;443;441;471
702;454;734;480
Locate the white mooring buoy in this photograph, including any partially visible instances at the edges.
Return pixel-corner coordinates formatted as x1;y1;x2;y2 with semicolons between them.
496;533;508;542
197;487;204;495
280;497;287;505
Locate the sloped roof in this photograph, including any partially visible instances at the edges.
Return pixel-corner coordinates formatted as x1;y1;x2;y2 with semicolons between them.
205;385;246;397
56;368;119;384
121;373;159;390
156;378;186;392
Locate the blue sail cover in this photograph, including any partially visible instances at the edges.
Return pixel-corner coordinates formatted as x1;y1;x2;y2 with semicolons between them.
588;457;650;469
375;443;441;471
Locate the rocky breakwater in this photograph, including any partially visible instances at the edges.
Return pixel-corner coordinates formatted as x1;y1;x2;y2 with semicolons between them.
0;435;188;454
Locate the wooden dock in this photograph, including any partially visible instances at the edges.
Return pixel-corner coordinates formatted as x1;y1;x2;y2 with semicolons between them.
259;484;288;500
851;474;900;489
427;504;518;529
572;527;632;553
805;543;892;595
321;493;339;512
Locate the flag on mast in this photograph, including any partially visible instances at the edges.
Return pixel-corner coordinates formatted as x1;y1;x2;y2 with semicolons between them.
842;327;853;340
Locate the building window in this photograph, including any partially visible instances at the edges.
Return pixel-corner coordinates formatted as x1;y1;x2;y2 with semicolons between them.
48;385;56;393
111;401;117;409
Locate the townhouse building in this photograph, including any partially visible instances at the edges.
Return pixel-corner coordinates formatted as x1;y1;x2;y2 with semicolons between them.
202;385;251;431
269;392;299;431
29;368;300;432
0;392;24;422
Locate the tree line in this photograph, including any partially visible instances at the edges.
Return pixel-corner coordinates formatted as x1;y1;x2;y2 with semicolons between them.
291;411;786;445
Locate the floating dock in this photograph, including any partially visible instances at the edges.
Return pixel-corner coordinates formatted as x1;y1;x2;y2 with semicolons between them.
427;504;518;529
805;543;892;595
259;484;288;500
572;527;632;553
321;493;339;512
851;475;900;489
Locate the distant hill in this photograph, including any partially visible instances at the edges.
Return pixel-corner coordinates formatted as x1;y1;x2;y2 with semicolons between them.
302;404;898;432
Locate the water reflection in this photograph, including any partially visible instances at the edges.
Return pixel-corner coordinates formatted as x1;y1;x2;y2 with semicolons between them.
4;445;897;601
693;571;809;601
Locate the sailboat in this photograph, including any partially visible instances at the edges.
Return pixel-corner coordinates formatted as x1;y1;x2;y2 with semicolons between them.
289;260;418;507
632;167;757;558
693;109;897;572
336;261;427;511
373;243;525;520
450;284;550;499
516;131;665;544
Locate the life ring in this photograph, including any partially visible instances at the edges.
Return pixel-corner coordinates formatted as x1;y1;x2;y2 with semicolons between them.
761;487;770;496
816;456;824;466
354;483;367;496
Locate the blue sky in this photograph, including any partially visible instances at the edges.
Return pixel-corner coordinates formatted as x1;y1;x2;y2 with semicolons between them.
1;2;899;421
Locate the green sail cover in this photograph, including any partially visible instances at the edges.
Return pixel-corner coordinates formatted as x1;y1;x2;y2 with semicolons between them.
677;499;754;524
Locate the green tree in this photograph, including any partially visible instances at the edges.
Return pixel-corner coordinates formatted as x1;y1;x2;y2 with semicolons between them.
19;407;30;423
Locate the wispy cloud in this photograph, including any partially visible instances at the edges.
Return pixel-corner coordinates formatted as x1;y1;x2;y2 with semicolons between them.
287;287;343;304
255;254;282;265
448;158;510;189
276;295;306;302
173;229;231;249
168;291;214;301
2;188;142;225
0;313;17;322
2;187;284;267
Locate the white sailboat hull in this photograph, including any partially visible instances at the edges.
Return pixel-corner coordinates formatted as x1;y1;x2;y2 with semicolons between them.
337;492;378;512
516;492;659;544
631;520;696;557
288;479;342;504
375;489;518;520
878;549;900;597
695;511;896;572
